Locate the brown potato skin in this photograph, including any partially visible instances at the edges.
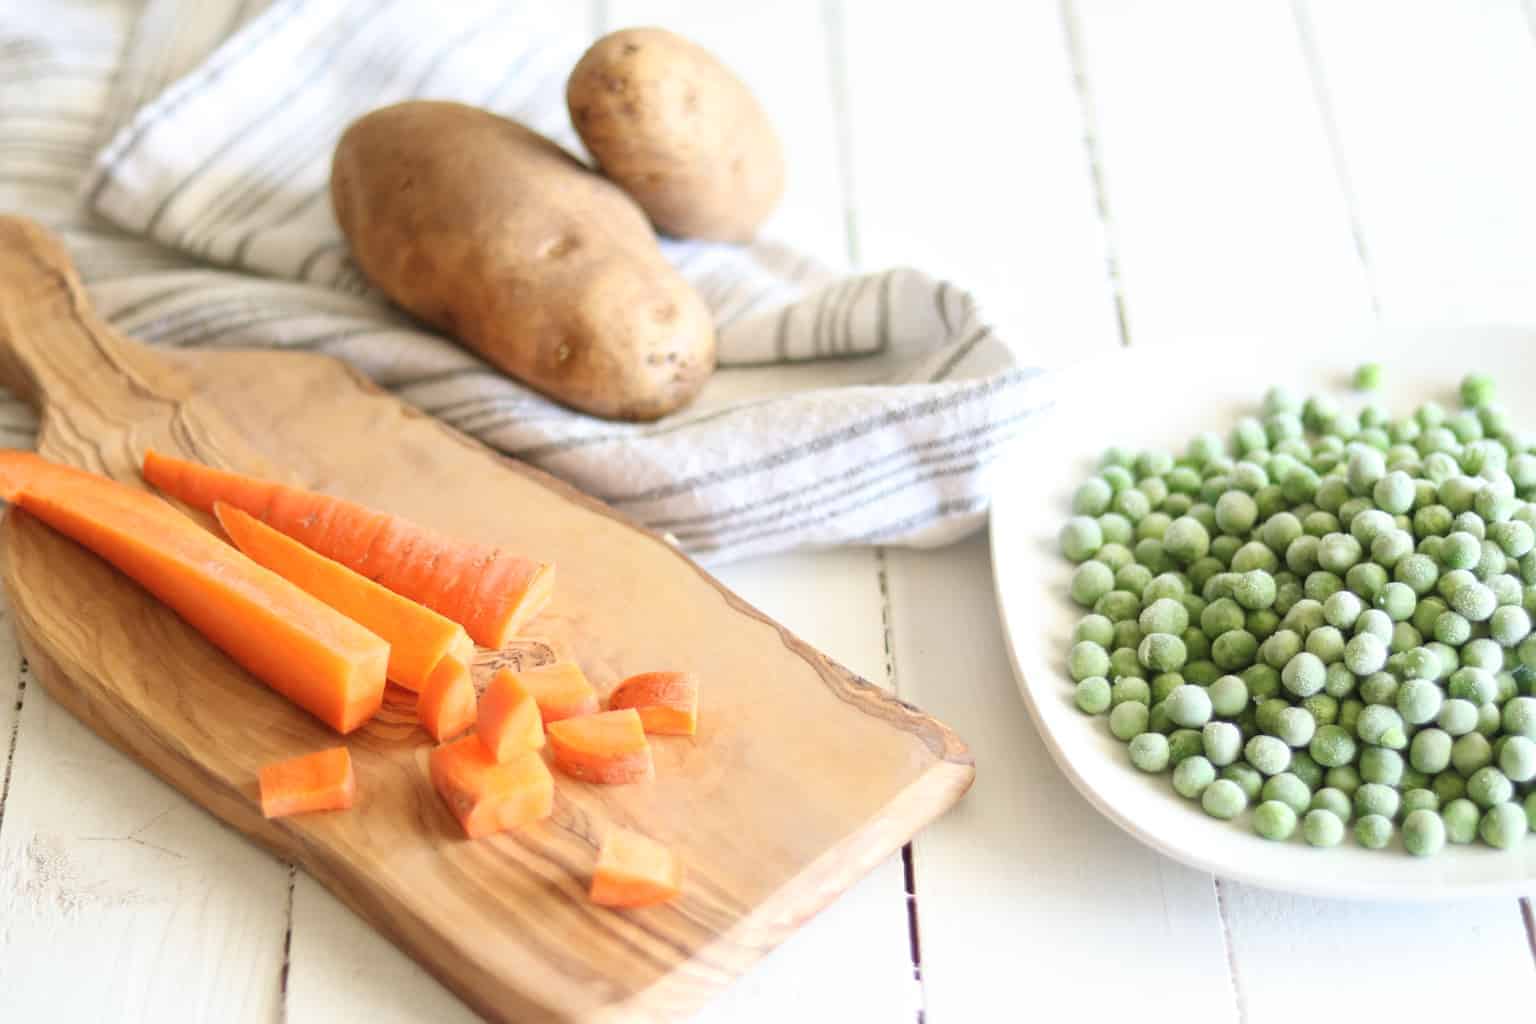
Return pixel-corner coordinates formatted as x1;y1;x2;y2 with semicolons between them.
567;27;784;243
330;101;715;422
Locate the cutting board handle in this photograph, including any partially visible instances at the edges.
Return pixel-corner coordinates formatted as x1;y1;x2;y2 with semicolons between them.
0;216;161;412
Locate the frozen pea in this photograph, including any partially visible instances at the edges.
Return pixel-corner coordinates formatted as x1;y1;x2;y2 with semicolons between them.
1462;638;1504;672
1355;814;1394;849
1163;490;1197;516
1417;401;1449;429
1477;702;1503;737
1243;663;1282;701
1222;763;1265;802
1503;696;1536;739
1310;787;1353;820
1138;633;1187;673
1303;808;1346;847
1434;771;1468;805
1317;533;1363;574
1071;562;1116;606
1138;480;1172;512
1151;672;1184;704
1274;706;1317;748
1111;676;1151;706
1163;516;1211;564
1323;663;1357;699
1410;728;1454;775
1490;605;1532;646
1355;782;1401;821
1231;541;1279;574
1075;614;1116;648
1109;701;1150;741
1173;756;1218;799
1304;570;1344;603
1233;570;1277;611
1402;788;1440;816
1400;765;1431;792
1447;410;1486;444
1165;684;1213;728
1476;488;1517;525
1397;677;1445;725
1232;461;1269;492
1444;798;1481;844
1325;764;1363;796
1467;766;1514;808
1403;809;1447;857
1394;554;1439;595
1109;644;1142;679
1281;598;1326;637
1512;454;1536;491
1358;704;1408;749
1261;772;1312;816
1376;581;1417;621
1075;677;1112;714
1438;698;1479;736
1498;735;1536;783
1441;477;1482;516
1253;800;1298;841
1282;652;1327;698
1490;574;1523;608
1185;659;1222;685
1060;516;1104;562
1449;667;1498;704
1139;597;1189;636
1245;734;1292;776
1207;675;1249;718
1304;625;1346;665
1424;450;1460;484
1479;803;1527;849
1129;732;1171;773
1460;373;1496;408
1302;694;1340;728
1145;573;1189;603
1494;671;1520;703
1095;589;1141;623
1136;512;1173;542
1215;490;1259;535
1373;471;1416;515
1489;520;1535;558
1203;721;1243;766
1451;733;1494;776
1201;597;1246;637
1434;610;1473;646
1339;633;1388;678
1074;478;1113;516
1168;728;1205;765
1113;487;1152;522
1339;698;1365;733
1289;749;1325;790
1286;534;1322;574
1116;562;1155;594
1360;671;1399;706
1347;562;1390;601
1322;590;1364;630
1211;629;1258;670
1338;497;1374;527
1183;628;1212;662
1347;449;1388;496
1187;432;1226;467
1412;504;1453;539
1355;608;1394;643
1132;539;1171;575
1392;622;1424;656
1201;778;1249;820
1260;628;1302;669
1148;703;1174;734
1424;640;1458;679
1187;556;1225;591
1096;543;1135;573
1069;641;1111;681
1280;465;1321;504
1261;512;1304;554
1102;465;1136;494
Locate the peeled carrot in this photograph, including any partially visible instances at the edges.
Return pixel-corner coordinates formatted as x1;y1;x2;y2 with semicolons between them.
514;662;600;724
607;671;699;736
0;452;387;733
547;709;653;784
477;668;545;762
260;747;355;818
215;502;472;693
142;450;554;648
430;735;553;839
418;656;476;741
589;828;682;908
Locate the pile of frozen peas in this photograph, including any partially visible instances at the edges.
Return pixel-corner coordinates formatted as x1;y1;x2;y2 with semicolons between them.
1060;368;1536;855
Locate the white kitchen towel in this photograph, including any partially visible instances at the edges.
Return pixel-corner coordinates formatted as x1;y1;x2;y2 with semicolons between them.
4;0;1052;563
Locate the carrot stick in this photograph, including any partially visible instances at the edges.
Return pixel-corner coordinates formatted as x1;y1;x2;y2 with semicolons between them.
513;662;600;724
0;452;387;733
589;828;682;907
477;668;545;762
142;449;554;648
547;709;653;784
607;671;699;736
430;735;553;839
215;502;472;693
418;656;476;741
260;748;355;818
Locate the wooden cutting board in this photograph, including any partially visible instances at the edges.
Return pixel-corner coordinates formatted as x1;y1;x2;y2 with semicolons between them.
0;217;973;1023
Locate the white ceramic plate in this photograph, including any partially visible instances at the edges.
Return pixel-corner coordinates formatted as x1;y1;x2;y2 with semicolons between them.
990;327;1536;901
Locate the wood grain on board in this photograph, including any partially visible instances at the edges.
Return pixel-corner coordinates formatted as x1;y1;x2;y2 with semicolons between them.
0;216;973;1023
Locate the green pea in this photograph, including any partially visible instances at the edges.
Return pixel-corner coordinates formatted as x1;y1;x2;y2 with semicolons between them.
1451;732;1494;776
1220;763;1264;802
1433;771;1467;805
1443;798;1481;844
1503;696;1536;739
1360;747;1405;788
1129;732;1171;772
1325;764;1363;796
1354;814;1394;849
1260;772;1312;815
1403;809;1447;857
1409;728;1453;775
1402;788;1440;816
1173;755;1217;799
1303;808;1346;847
1466;766;1514;808
1201;778;1249;820
1211;629;1258;670
1109;701;1149;741
1253;800;1298;841
1203;721;1243;766
1479;803;1527;849
1460;373;1496;408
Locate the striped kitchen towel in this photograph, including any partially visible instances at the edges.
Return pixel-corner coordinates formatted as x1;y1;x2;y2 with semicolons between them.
4;0;1051;563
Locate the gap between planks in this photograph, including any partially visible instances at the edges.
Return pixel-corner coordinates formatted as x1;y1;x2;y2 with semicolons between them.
1058;0;1129;348
0;656;28;831
1212;879;1249;1024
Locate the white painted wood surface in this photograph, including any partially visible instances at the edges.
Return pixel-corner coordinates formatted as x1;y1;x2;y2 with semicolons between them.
3;1;1536;1021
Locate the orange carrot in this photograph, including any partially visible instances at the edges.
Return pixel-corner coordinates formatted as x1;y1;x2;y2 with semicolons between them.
589;828;682;908
142;449;554;648
215;502;472;693
513;662;600;724
430;735;553;839
547;709;653;784
607;671;699;736
0;452;387;733
260;747;355;818
418;656;476;741
477;668;545;762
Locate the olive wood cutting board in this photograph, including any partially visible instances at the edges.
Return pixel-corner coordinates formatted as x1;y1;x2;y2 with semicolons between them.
0;217;974;1023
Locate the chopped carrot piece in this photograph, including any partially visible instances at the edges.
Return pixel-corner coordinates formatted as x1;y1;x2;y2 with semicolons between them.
547;709;653;784
260;747;355;818
607;671;699;736
0;452;386;733
590;828;682;907
418;657;475;741
513;661;600;724
142;450;554;648
430;735;553;839
477;668;545;762
216;503;472;693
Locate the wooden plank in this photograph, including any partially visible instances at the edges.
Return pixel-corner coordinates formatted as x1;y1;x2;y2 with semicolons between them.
0;679;290;1021
1299;0;1536;324
1220;886;1536;1022
1068;0;1374;346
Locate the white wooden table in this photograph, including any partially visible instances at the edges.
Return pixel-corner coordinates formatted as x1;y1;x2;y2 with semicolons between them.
5;1;1536;1020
